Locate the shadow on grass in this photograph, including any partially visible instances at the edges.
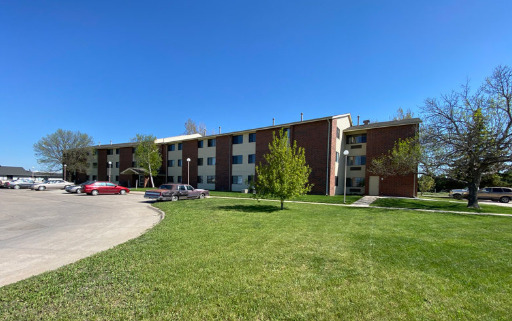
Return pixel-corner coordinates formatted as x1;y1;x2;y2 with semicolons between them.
217;204;282;213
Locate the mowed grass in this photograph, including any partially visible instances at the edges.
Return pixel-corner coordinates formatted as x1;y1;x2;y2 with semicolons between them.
210;191;362;204
1;198;511;320
373;197;512;215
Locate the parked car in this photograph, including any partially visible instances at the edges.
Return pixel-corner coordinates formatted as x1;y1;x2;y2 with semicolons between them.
31;179;73;191
8;179;36;189
83;181;130;196
144;184;209;201
450;187;512;203
65;181;94;194
449;188;468;200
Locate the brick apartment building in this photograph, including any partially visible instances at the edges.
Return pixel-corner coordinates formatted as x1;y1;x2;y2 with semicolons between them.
79;114;421;197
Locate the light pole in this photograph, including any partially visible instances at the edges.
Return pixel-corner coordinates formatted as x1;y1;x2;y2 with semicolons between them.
186;158;191;185
108;161;112;182
343;150;349;203
63;164;67;181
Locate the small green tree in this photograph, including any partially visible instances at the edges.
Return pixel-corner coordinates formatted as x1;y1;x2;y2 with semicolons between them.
418;175;435;195
369;135;422;177
133;134;162;187
255;129;312;210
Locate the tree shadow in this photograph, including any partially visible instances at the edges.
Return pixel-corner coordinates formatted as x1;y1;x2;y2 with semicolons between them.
217;204;281;213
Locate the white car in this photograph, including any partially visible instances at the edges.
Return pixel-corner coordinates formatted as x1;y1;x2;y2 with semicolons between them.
31;180;74;191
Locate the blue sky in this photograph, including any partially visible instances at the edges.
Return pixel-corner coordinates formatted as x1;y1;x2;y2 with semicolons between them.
1;0;511;171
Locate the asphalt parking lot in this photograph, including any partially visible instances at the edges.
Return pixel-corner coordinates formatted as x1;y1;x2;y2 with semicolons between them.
0;189;162;287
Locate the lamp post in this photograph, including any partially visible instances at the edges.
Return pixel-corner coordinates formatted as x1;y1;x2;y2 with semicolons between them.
343;150;349;203
108;161;112;182
63;164;67;181
186;158;191;185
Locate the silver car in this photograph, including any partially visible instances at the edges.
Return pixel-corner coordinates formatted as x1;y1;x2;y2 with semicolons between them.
31;180;74;191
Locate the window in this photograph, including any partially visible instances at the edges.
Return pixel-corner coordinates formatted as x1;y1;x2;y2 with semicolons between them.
335;176;339;186
132;148;136;154
115;162;119;168
93;163;98;168
116;149;120;155
207;157;216;165
347;134;367;144
336;128;341;139
232;175;243;184
348;156;366;166
197;176;203;183
336;152;340;162
132;161;136;167
248;175;254;183
115;175;119;181
347;177;365;187
207;175;215;184
168;144;175;152
178;143;183;150
248;154;256;164
92;175;97;181
177;176;182;183
232;135;243;144
197;158;203;166
232;155;243;164
283;128;290;137
208;139;216;147
168;176;174;183
168;160;175;167
178;159;182;167
249;133;256;142
198;140;204;148
107;149;113;155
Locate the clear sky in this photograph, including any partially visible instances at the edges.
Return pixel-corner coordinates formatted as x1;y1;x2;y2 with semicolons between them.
1;0;511;171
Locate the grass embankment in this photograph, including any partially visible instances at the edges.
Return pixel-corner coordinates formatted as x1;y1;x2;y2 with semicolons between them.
1;198;511;320
373;197;512;215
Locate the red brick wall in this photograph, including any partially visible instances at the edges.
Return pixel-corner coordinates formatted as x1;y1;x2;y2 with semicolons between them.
182;140;198;187
215;136;232;191
97;149;107;181
292;120;332;195
255;129;274;167
119;147;134;187
255;120;334;195
365;124;419;197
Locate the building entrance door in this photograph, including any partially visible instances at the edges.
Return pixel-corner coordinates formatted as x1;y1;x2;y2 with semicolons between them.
369;176;379;196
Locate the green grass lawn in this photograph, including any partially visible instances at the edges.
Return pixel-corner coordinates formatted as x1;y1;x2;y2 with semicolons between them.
373;197;512;215
1;198;511;320
210;191;362;204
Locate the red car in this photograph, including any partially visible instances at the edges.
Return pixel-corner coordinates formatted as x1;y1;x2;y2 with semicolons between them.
83;181;130;196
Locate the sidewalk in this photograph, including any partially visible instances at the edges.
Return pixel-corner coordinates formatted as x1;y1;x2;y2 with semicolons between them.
351;196;379;207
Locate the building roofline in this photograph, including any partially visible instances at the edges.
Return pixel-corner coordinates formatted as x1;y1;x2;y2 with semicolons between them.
93;114;354;149
344;118;421;132
179;113;352;142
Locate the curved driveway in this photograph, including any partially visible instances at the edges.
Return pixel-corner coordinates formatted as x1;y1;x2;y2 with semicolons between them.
0;189;162;287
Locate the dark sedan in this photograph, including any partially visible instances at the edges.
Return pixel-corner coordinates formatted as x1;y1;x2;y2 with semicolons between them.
144;184;209;201
83;181;130;196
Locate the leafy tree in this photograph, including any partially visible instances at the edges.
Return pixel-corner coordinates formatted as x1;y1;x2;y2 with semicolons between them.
255;129;312;210
34;129;94;175
133;134;162;188
369;135;421;177
421;65;512;208
418;175;435;195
